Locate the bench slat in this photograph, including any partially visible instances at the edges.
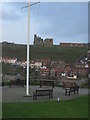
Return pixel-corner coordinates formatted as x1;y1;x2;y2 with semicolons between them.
33;89;53;100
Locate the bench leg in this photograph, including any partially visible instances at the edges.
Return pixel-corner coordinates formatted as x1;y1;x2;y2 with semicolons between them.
49;94;53;99
53;84;54;88
33;95;37;100
33;92;37;100
2;82;4;86
65;89;67;95
49;94;50;98
22;84;24;87
9;83;11;88
51;94;53;98
40;84;42;88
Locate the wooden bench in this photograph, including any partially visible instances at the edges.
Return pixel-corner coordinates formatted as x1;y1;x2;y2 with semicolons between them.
33;89;53;100
9;80;25;87
2;81;5;86
40;80;54;88
65;85;79;96
62;82;76;88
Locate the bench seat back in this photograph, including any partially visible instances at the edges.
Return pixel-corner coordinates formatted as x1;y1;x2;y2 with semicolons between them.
70;86;79;92
36;89;53;96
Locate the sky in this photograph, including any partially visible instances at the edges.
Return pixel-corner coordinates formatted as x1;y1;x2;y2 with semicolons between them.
1;2;88;45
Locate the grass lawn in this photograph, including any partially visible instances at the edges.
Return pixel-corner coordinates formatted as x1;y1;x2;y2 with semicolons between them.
3;43;87;63
2;95;88;118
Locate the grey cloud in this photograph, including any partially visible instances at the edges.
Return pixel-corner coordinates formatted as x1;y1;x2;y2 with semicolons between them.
2;2;88;44
30;2;88;43
2;3;25;20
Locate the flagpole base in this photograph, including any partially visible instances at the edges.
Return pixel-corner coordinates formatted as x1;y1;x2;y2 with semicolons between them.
23;95;32;97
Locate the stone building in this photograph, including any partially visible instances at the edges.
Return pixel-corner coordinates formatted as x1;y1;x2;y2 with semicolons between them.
44;38;53;47
34;34;43;46
33;34;53;47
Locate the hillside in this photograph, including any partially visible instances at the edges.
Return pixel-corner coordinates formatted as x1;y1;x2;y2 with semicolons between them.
2;42;88;64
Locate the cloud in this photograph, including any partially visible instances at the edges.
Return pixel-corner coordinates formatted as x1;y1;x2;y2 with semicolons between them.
2;3;24;20
31;2;88;43
2;2;88;44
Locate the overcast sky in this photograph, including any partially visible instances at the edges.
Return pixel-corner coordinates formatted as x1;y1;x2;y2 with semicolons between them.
1;2;88;45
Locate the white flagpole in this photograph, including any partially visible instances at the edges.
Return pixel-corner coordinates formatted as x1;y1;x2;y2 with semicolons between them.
26;0;30;95
21;1;40;96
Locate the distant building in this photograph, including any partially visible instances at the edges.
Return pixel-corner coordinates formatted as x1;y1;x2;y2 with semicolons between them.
60;42;88;47
40;68;50;76
74;51;89;77
30;60;42;69
44;38;53;47
33;34;53;47
0;57;2;63
2;57;17;64
34;34;43;46
50;61;65;69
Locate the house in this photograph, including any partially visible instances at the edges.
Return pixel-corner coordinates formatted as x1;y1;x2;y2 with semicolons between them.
41;59;50;68
21;60;27;67
75;51;89;77
57;68;65;76
40;68;50;76
30;60;42;69
50;68;58;77
65;66;71;77
9;58;17;64
50;61;65;69
34;61;42;68
60;42;87;47
0;57;2;63
2;57;17;64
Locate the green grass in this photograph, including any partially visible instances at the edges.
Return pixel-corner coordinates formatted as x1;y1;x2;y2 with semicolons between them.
2;43;88;64
2;95;88;118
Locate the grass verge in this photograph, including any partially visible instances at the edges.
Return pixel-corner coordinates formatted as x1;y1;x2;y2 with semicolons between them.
2;95;88;118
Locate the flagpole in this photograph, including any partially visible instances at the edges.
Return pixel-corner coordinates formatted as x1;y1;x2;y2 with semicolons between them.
26;0;30;95
21;1;40;96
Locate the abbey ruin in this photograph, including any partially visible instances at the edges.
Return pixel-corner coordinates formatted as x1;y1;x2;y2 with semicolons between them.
33;34;53;47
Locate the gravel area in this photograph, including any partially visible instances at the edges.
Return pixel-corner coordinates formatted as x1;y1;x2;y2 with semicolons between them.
1;85;88;102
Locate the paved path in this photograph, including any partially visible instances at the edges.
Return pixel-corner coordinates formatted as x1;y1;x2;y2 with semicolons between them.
1;85;88;102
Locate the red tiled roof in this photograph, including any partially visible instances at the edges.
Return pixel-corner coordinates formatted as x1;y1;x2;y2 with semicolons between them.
54;68;58;72
58;68;64;72
65;67;71;72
